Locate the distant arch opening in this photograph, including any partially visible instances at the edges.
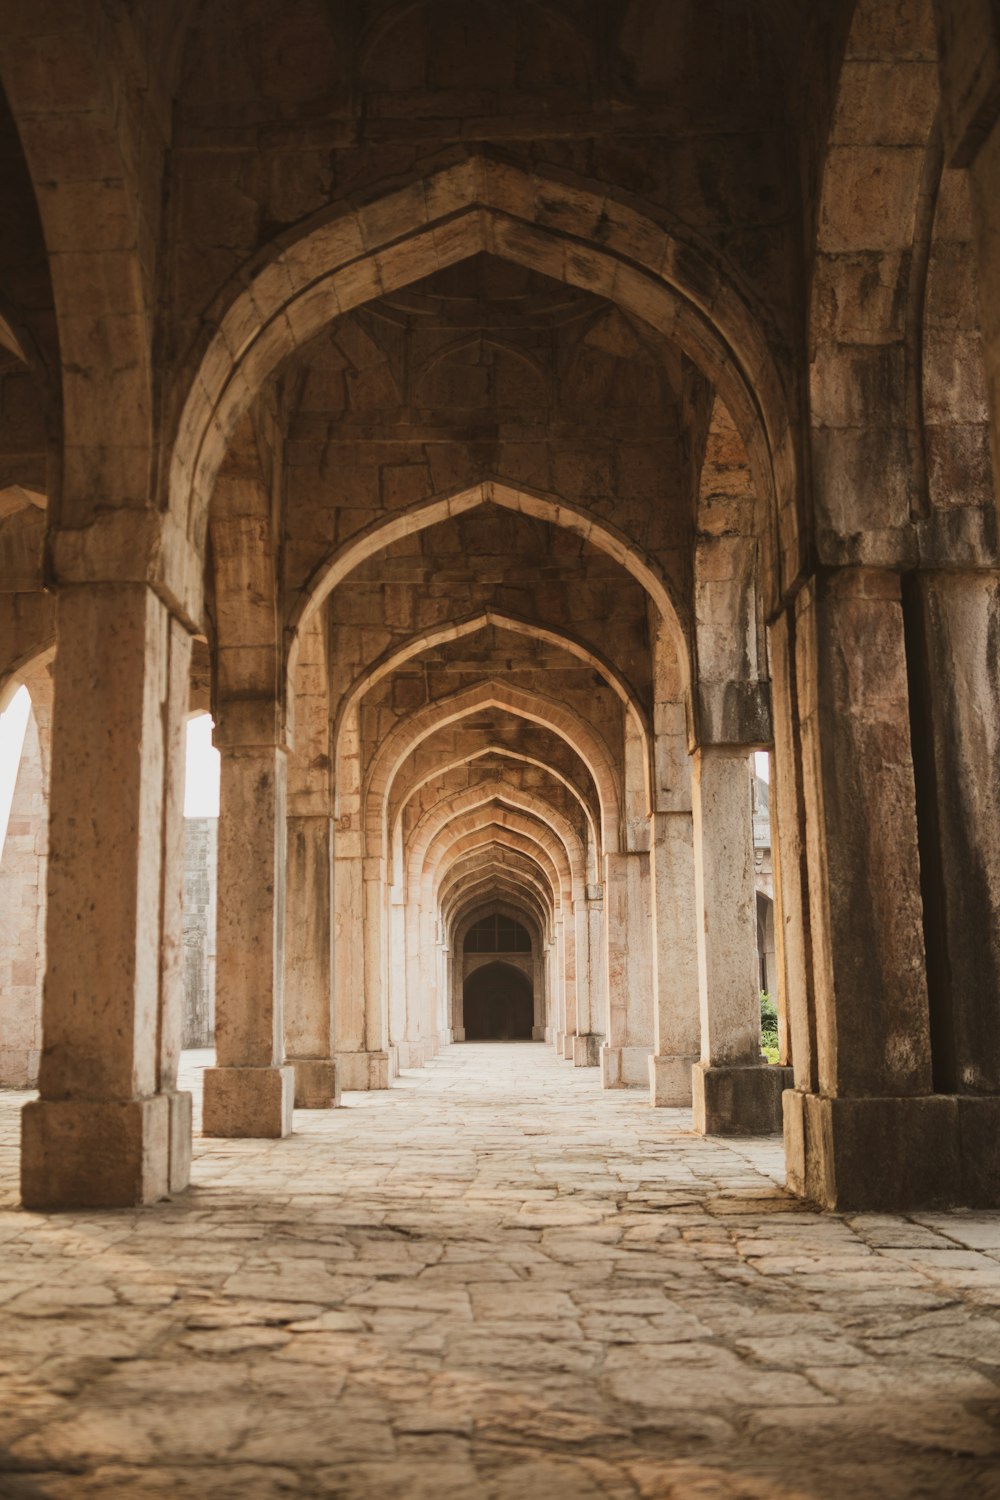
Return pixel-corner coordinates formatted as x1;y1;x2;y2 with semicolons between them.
463;960;534;1041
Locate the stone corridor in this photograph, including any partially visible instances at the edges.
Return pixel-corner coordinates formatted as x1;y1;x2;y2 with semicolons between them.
0;1046;998;1499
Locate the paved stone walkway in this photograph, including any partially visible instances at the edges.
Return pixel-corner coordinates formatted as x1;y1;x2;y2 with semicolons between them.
0;1044;999;1498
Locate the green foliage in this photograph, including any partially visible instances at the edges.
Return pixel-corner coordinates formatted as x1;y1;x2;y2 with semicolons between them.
759;990;779;1064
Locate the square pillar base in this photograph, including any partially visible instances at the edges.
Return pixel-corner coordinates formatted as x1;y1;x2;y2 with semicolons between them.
453;1027;466;1042
649;1053;698;1107
166;1089;193;1194
335;1050;391;1091
692;1061;791;1135
553;1030;565;1056
202;1066;294;1138
562;1033;574;1060
783;1090;1000;1211
532;1026;546;1041
289;1058;340;1109
602;1045;653;1088
572;1033;601;1067
21;1094;170;1210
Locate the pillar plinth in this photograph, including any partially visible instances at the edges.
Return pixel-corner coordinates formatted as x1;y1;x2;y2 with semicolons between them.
22;1095;170;1210
572;1033;600;1067
649;1052;698;1107
335;1049;391;1091
288;1057;340;1109
693;1061;791;1135
202;1065;294;1138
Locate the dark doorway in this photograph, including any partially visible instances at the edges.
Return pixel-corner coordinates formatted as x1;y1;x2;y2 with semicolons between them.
463;962;533;1040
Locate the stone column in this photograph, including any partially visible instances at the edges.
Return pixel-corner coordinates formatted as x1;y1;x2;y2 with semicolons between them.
561;916;577;1060
691;747;786;1133
768;607;817;1096
532;944;545;1040
648;811;701;1106
21;584;188;1209
783;569;957;1209
904;571;1000;1203
157;619;194;1191
571;894;600;1065
284;815;339;1107
202;744;294;1137
600;850;654;1087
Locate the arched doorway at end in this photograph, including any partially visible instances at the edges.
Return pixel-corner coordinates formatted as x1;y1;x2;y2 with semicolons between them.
463;961;534;1041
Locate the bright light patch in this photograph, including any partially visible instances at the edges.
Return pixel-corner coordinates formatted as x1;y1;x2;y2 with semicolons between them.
184;713;220;818
754;750;770;784
0;685;31;852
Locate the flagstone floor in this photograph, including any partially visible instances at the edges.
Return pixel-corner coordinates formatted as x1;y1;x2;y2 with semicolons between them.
0;1043;998;1498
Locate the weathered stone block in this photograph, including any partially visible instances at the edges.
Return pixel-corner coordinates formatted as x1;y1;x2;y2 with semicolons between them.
21;1095;170;1210
202;1066;294;1138
290;1058;341;1109
166;1089;193;1195
799;1093;961;1211
649;1052;697;1106
572;1033;600;1067
956;1095;1000;1206
335;1050;391;1090
692;1061;791;1135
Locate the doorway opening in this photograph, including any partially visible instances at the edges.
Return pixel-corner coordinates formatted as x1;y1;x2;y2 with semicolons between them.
463;960;534;1040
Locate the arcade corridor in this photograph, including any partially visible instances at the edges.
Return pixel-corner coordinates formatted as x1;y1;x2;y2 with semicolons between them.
0;1045;997;1498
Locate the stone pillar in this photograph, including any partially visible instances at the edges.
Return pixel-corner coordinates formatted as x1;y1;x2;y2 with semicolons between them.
157;620;194;1191
571;895;600;1065
600;850;654;1087
202;744;294;1137
561;915;577;1060
768;608;816;1096
903;571;1000;1203
648;811;701;1106
20;584;188;1209
691;748;787;1134
284;814;339;1108
0;681;49;1088
334;846;387;1088
783;569;959;1209
532;944;545;1040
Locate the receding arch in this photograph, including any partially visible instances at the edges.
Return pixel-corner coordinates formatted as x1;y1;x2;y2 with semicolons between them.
293;479;688;697
169;152;793;606
428;821;571;912
334;605;651;749
364;677;623;854
392;745;601;870
442;862;556;934
406;785;588;896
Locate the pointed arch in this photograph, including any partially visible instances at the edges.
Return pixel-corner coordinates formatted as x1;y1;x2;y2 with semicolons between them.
363;677;622;854
168;151;794;611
